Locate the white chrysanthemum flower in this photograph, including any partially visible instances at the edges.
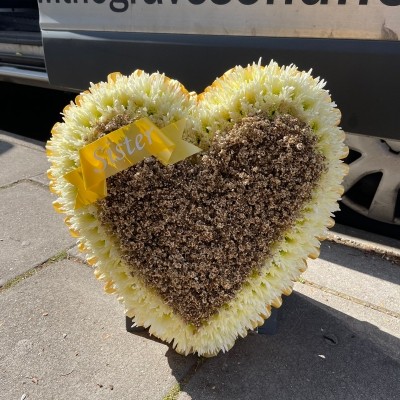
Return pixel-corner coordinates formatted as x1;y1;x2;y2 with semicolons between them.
47;63;347;357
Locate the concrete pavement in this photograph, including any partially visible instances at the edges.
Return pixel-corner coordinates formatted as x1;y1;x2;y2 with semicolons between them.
1;130;399;400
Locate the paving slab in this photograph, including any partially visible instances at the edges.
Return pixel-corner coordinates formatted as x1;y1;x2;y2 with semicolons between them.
0;131;49;187
302;241;400;314
0;259;197;400
294;282;400;360
178;292;400;400
0;181;75;284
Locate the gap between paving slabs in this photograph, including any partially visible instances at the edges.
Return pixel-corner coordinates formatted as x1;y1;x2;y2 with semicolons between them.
327;226;400;266
2;171;74;287
297;278;400;319
0;178;49;192
0;245;76;293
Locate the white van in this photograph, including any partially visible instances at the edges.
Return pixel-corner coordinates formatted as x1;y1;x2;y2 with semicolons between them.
1;0;399;234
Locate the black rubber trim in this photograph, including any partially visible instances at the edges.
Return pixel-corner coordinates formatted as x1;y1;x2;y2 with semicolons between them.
0;31;42;46
43;31;400;140
0;57;45;70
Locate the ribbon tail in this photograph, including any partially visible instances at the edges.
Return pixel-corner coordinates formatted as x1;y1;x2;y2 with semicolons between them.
161;119;202;164
168;140;202;165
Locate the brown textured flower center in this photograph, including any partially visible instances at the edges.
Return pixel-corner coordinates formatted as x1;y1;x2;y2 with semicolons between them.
97;114;326;327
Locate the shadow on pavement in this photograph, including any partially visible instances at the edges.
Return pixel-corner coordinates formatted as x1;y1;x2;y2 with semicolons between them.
319;241;400;286
0;140;13;156
168;292;400;400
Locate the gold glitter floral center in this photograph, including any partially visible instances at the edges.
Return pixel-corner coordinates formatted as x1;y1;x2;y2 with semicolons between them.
97;114;326;327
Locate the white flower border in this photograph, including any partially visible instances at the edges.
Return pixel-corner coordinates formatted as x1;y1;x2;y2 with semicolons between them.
47;63;347;357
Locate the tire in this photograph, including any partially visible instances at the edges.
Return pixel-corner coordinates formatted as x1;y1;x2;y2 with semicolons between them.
335;133;400;239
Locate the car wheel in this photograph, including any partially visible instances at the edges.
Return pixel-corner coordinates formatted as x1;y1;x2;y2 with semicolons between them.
335;133;400;239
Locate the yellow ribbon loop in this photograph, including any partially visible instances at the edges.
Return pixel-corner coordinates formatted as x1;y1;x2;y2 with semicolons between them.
64;118;201;209
64;167;107;209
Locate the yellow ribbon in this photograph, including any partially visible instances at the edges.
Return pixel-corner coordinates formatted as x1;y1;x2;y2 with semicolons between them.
64;118;201;209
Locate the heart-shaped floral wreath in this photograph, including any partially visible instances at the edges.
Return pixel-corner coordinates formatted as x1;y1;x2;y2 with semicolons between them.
46;61;348;357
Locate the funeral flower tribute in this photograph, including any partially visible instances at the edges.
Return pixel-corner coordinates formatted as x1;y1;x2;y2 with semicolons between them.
46;61;348;356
